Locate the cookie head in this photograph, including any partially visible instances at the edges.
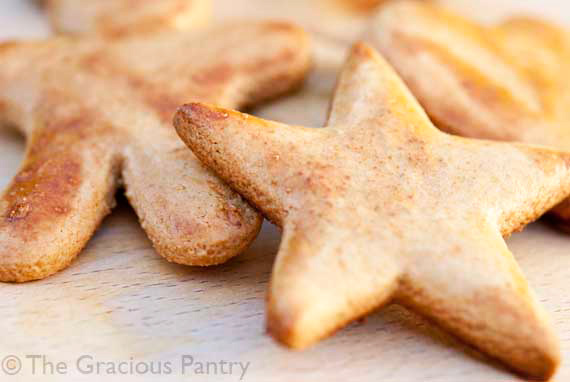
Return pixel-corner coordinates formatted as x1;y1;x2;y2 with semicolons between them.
43;0;211;37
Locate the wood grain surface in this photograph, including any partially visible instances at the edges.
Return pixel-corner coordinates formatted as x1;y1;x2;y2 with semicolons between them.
0;1;569;381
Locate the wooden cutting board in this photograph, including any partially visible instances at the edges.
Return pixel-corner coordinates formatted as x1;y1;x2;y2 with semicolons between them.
0;1;569;381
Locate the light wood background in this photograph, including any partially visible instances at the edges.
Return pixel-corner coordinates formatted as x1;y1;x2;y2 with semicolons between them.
0;1;569;381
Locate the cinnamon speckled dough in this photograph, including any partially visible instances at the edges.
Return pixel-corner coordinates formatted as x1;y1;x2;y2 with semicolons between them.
0;21;311;282
42;0;210;36
372;1;570;228
174;43;570;380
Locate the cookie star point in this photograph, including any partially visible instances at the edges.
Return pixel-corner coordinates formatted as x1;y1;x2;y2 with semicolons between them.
175;43;569;379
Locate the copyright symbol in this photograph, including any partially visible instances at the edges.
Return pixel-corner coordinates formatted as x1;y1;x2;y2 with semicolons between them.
2;355;21;375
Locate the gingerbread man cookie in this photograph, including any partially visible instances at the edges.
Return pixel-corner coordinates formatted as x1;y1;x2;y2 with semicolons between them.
0;22;310;282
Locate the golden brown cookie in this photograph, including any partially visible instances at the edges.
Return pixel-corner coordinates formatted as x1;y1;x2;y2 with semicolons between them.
42;0;210;37
0;22;311;282
372;1;570;228
174;43;570;380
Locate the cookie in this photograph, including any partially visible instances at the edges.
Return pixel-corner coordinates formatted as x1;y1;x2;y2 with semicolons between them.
174;43;570;379
0;21;311;282
371;1;570;228
42;0;210;36
336;0;386;12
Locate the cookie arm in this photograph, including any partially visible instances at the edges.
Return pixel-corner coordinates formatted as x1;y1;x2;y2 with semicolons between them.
221;22;311;109
114;22;311;112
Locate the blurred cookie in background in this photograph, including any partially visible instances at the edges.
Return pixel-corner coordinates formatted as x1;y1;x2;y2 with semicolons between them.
372;1;570;227
42;0;210;37
434;0;570;24
213;0;370;43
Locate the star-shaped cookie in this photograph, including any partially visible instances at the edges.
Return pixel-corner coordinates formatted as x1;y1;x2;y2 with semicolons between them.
372;1;570;228
174;43;570;379
0;22;310;282
42;0;210;36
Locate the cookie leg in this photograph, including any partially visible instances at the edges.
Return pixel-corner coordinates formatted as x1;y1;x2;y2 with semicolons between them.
0;137;120;282
121;137;262;266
